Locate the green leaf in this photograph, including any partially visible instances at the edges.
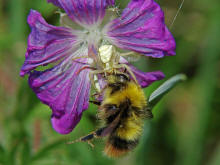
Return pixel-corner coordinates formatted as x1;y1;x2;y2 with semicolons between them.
148;74;187;109
21;138;32;165
0;144;5;164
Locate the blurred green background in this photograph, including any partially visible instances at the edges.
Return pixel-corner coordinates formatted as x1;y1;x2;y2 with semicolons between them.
0;0;219;164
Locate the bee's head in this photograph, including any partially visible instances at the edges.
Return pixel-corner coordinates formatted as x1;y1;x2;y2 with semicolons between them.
107;73;130;85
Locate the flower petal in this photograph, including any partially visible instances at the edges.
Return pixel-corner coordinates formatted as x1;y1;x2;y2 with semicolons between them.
106;0;115;6
106;0;176;58
47;0;63;8
49;0;114;27
119;57;165;87
48;0;115;8
20;10;81;76
130;66;165;88
29;58;91;134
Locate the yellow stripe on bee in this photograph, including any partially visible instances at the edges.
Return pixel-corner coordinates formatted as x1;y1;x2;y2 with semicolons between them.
116;115;144;141
103;81;147;108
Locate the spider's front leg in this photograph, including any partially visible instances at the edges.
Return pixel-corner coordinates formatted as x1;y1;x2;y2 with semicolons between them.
114;64;138;83
89;70;107;98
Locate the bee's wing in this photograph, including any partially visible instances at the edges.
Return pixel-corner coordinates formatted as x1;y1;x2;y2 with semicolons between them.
100;112;122;136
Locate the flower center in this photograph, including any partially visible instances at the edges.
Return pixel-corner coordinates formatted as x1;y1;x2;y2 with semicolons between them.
85;28;102;46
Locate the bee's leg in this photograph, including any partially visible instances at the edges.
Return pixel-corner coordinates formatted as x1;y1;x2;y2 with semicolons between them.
67;113;122;147
114;64;138;84
67;127;106;147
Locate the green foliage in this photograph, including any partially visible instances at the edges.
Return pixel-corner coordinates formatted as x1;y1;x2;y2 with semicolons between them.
148;74;187;109
0;0;219;165
32;139;66;162
0;144;6;164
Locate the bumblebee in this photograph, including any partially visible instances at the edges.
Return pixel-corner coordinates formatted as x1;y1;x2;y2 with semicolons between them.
69;73;152;158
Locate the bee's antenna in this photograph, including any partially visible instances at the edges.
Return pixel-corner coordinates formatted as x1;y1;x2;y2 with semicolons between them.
169;0;185;29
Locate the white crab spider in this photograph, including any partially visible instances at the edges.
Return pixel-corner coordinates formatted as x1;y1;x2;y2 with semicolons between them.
90;45;138;93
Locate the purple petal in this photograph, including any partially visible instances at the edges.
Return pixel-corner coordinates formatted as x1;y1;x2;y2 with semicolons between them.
50;0;114;26
119;57;165;87
47;0;63;8
130;66;165;88
29;58;91;134
107;0;115;5
20;10;80;76
106;0;176;58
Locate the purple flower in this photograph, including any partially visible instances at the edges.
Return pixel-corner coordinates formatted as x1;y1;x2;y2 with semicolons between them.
20;0;175;134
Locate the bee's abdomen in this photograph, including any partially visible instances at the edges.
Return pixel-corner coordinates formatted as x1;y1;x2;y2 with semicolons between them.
104;135;139;158
104;111;145;157
109;136;138;150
